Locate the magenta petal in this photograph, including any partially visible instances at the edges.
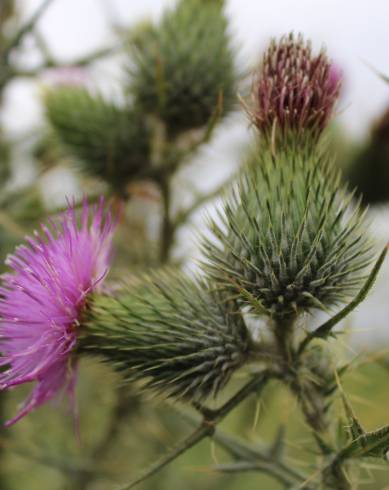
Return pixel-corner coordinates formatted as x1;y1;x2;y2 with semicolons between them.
0;197;116;425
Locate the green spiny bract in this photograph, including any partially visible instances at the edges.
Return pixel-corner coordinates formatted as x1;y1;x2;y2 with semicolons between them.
80;272;250;401
202;146;372;319
127;0;237;133
45;86;151;193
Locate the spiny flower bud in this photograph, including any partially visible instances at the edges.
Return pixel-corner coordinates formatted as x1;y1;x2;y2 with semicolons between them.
202;146;372;320
128;0;237;133
45;87;151;194
80;272;250;402
251;33;342;142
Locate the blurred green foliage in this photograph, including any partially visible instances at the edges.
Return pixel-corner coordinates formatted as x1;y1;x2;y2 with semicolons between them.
346;107;389;205
45;87;152;195
3;357;389;490
127;0;238;133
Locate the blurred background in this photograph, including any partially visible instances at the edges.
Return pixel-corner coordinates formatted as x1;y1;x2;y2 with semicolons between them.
1;0;389;489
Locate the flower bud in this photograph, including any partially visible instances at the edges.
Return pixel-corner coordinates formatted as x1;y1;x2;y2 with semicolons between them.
251;33;342;142
128;0;238;133
203;146;371;320
45;87;151;194
80;273;250;401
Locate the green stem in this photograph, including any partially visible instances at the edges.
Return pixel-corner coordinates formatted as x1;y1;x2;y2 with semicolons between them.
273;316;296;366
10;44;118;79
2;0;55;62
181;411;311;488
159;176;174;264
118;372;271;490
274;318;329;435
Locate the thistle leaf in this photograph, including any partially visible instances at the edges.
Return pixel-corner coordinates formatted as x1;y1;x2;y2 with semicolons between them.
335;390;389;462
298;245;387;354
338;426;389;461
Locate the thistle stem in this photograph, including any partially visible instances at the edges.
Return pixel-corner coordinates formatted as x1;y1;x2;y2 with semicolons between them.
159;176;174;263
273;317;329;433
119;372;271;489
181;410;311;488
273;316;296;366
2;0;55;62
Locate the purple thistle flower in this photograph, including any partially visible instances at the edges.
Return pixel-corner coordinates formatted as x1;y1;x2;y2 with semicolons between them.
0;198;115;426
251;32;342;140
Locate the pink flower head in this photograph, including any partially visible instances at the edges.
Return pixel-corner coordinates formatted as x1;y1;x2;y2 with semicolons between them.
0;197;115;426
251;33;342;139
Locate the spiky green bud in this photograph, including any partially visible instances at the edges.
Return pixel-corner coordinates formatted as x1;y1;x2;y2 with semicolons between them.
80;272;250;401
202;146;372;319
45;86;151;193
127;0;237;133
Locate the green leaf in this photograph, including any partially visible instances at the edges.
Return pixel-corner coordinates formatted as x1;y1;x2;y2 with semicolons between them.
341;392;365;442
339;425;389;461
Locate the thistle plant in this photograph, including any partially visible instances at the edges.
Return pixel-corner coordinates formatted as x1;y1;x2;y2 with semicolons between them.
2;6;389;490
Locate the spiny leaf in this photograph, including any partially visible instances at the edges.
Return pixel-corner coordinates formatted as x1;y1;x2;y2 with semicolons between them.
298;245;388;354
338;425;389;461
341;393;365;442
